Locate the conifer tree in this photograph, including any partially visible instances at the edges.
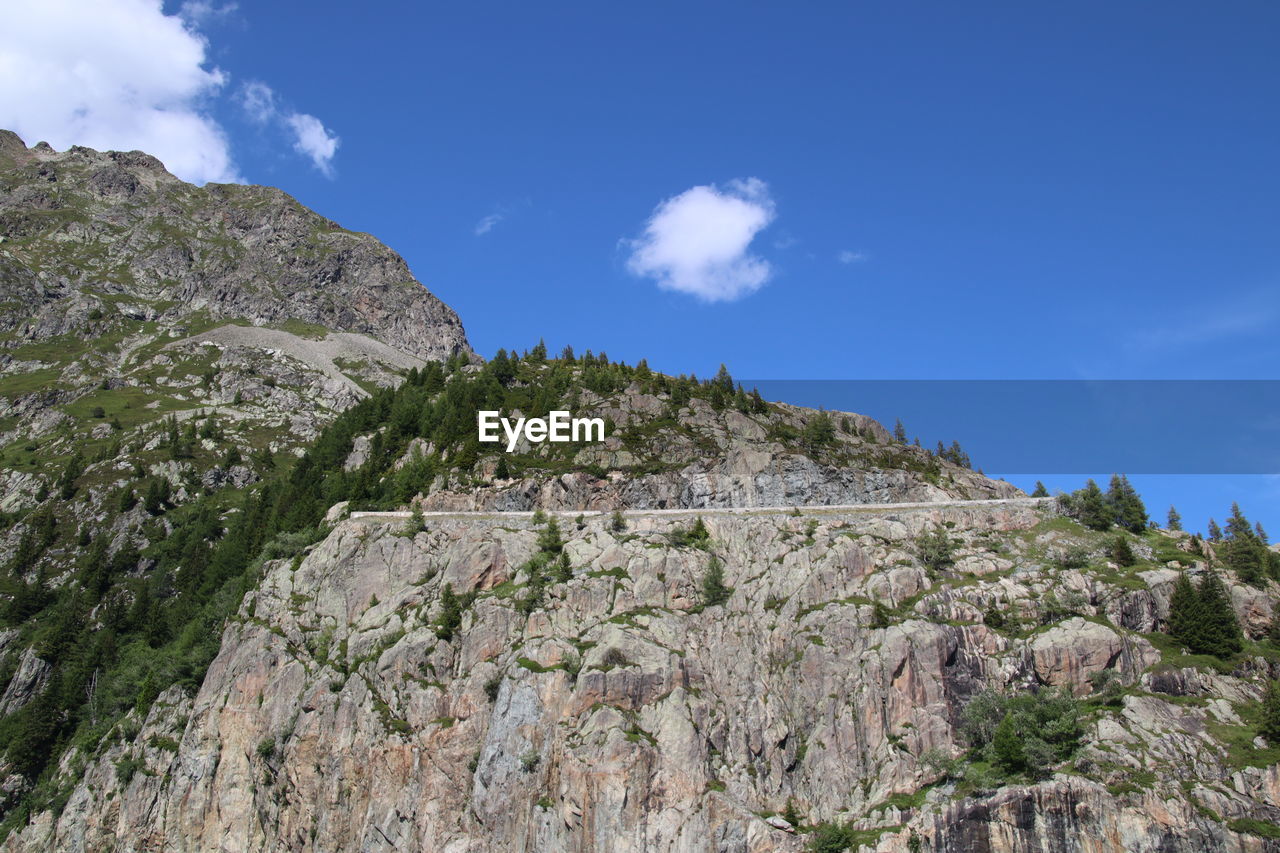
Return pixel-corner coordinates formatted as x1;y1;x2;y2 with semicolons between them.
1198;570;1243;656
1167;506;1182;531
1109;536;1136;568
1106;474;1147;533
1166;573;1200;649
1257;522;1270;545
713;364;734;393
537;517;564;555
1262;681;1280;746
948;440;972;469
1078;479;1111;531
554;551;573;583
893;419;907;444
1208;519;1223;541
1223;503;1265;584
991;713;1025;774
701;556;730;607
1031;481;1049;498
1168;570;1242;658
436;583;464;641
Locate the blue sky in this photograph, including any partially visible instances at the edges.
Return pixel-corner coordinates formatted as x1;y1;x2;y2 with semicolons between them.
1;1;1277;531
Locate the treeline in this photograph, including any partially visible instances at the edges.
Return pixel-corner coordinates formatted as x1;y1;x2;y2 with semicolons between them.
1057;474;1149;533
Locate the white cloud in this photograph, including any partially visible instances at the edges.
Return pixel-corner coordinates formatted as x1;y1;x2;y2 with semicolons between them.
474;213;504;236
838;250;866;264
626;178;776;302
238;81;339;176
285;113;339;176
0;0;240;184
240;81;276;124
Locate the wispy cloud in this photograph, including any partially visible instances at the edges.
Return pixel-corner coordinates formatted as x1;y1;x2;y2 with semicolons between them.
238;81;339;176
1129;288;1278;352
177;1;238;27
474;212;504;236
240;81;276;124
625;178;776;303
838;250;866;264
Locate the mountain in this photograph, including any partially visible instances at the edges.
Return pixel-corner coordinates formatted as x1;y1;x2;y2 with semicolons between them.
2;137;1280;852
0;128;470;577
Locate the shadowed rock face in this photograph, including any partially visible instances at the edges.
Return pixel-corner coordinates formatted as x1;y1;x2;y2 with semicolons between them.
0;129;471;362
9;502;1280;852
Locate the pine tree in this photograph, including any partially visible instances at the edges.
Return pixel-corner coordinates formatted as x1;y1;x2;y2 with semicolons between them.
1257;522;1270;545
1223;503;1265;584
781;797;801;828
1167;573;1201;650
553;551;573;582
1109;537;1136;568
436;584;464;641
1031;481;1049;498
537;517;564;555
713;364;734;393
893;419;907;444
991;713;1025;774
1208;519;1223;541
610;510;627;533
494;456;510;480
701;556;730;607
401;505;426;537
1167;506;1182;531
1106;474;1147;533
1193;571;1243;657
1261;681;1280;746
1078;480;1111;531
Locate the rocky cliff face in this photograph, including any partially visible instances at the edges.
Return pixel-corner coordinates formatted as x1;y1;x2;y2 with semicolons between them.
0;130;469;361
410;383;1017;512
8;499;1280;852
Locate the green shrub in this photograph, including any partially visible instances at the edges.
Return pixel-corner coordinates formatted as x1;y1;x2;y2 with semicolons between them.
915;527;956;573
1054;546;1090;570
1109;537;1136;567
960;687;1083;780
668;517;711;549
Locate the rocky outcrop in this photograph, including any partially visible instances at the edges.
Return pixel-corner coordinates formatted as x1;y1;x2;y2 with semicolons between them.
420;394;1019;511
0;131;471;362
9;501;1280;852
